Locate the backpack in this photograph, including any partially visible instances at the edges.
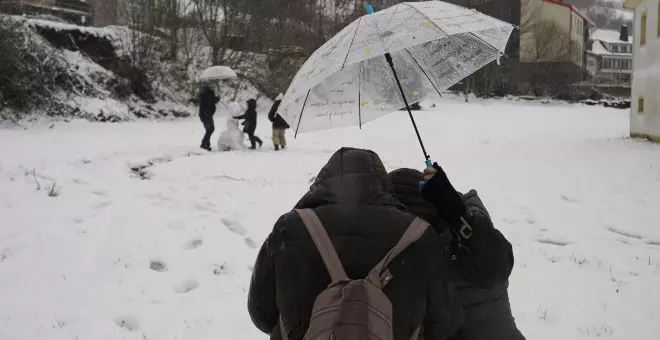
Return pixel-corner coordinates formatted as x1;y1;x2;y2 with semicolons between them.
279;208;429;340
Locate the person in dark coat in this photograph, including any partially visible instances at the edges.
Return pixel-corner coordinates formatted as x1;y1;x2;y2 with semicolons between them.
248;147;463;340
388;167;525;340
233;98;263;149
268;93;290;151
198;85;220;151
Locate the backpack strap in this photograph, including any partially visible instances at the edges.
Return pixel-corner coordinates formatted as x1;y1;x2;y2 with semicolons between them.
279;316;288;340
294;209;349;282
366;217;429;288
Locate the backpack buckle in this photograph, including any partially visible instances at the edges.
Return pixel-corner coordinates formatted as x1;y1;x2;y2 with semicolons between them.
459;217;473;240
379;269;394;288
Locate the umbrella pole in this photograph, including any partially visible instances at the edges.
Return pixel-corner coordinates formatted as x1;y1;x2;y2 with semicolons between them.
384;53;431;164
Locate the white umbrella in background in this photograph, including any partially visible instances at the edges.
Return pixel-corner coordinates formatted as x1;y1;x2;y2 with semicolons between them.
198;66;239;117
198;66;237;83
278;1;514;165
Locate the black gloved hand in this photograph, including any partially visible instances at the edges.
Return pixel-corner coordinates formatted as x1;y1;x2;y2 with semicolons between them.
420;162;467;228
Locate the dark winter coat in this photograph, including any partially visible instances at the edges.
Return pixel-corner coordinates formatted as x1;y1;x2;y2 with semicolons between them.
234;98;258;134
248;148;463;340
198;86;219;118
268;100;290;130
388;168;525;340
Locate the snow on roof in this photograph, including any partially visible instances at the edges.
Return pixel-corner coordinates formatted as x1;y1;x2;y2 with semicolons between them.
591;29;633;44
589;40;632;57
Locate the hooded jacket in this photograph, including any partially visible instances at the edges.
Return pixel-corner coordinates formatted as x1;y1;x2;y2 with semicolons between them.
248;148;463;340
234;98;258;134
268;99;290;130
198;86;219;118
388;168;525;340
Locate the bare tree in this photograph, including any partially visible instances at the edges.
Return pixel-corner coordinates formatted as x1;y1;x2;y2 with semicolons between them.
529;20;577;62
118;0;169;101
192;0;265;66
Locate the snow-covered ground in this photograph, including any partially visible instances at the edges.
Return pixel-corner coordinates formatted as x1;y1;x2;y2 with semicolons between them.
1;97;659;340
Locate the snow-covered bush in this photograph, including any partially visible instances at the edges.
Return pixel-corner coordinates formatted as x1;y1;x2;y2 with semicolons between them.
0;16;75;113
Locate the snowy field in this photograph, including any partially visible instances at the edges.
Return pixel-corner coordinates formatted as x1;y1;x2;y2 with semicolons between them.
1;97;659;340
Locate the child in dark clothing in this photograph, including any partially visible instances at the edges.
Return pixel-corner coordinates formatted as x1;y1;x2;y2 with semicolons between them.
233;98;263;149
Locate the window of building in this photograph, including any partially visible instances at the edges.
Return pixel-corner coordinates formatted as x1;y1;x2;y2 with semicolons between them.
641;11;647;45
638;97;645;114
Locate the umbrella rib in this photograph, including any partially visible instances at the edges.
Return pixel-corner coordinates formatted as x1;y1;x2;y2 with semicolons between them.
358;62;362;130
403;2;506;58
404;48;443;98
383;5;400;33
294;90;311;139
402;2;448;36
340;17;363;70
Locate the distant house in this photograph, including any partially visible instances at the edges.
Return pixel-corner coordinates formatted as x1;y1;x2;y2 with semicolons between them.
1;0;92;25
586;27;633;86
521;0;594;68
625;0;660;142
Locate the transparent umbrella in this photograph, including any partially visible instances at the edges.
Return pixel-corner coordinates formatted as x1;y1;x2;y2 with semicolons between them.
278;1;514;165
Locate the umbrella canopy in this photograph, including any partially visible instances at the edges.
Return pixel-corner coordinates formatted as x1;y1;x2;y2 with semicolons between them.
279;1;513;136
199;66;237;82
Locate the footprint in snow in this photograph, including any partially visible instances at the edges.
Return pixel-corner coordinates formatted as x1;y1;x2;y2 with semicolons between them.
536;238;571;247
561;195;580;203
91;190;108;197
222;219;247;236
607;227;643;240
183;239;203;250
212;263;228;275
149;260;168;272
93;201;112;210
114;316;140;332
174;280;199;294
0;248;13;264
244;237;258;249
193;202;217;212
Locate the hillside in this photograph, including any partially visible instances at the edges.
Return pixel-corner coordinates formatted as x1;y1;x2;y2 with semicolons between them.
0;16;270;124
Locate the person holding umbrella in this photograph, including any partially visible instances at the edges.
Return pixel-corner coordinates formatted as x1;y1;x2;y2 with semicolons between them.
389;164;525;340
268;93;290;151
197;66;237;151
198;84;220;151
247;147;463;340
233;98;263;149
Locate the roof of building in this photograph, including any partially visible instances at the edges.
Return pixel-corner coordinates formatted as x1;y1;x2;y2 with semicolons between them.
624;0;644;9
590;29;634;44
589;40;633;57
543;0;596;26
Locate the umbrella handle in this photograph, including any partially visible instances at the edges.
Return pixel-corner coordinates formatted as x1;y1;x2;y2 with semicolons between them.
368;2;431;169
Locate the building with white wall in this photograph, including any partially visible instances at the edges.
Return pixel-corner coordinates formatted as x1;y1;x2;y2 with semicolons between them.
625;0;660;141
521;0;593;67
586;27;633;86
